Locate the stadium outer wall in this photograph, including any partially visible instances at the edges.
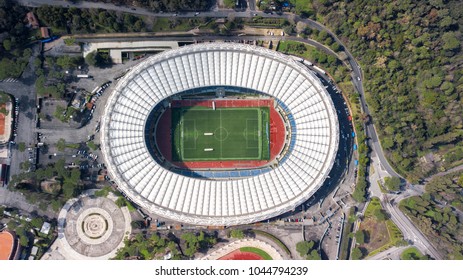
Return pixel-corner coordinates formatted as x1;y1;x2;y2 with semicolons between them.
100;43;339;226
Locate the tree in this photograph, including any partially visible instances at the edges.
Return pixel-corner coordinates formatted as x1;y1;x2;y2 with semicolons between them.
296;240;315;257
20;161;31;171
384;176;401;192
223;0;235;8
62;182;77;199
51;200;63;212
351;247;363;260
181;232;200;257
131;220;145;229
442;32;460;52
70;168;81;183
374;208;388;221
355;230;365;244
115;197;127;208
85;51;98;66
18;142;26;152
56;55;81;69
56;138;66;152
457;174;463;187
330;42;341;52
307;249;321;260
229;229;244;239
352;180;367;202
3;39;11;51
87;141;98;151
401;248;429;260
31;217;44;229
19;234;29;247
64;37;75;46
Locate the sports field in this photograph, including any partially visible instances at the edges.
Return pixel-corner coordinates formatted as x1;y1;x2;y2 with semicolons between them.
172;107;270;161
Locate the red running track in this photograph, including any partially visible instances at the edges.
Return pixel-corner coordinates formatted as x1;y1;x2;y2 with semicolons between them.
155;99;286;169
218;249;264;260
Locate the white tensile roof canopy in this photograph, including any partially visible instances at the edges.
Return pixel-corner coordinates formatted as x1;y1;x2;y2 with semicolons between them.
101;43;339;226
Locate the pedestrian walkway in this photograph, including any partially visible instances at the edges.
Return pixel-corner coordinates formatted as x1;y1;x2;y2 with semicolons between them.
0;78;19;83
41;189;131;260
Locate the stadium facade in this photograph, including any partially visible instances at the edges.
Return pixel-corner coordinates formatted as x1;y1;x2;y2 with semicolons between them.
101;43;339;226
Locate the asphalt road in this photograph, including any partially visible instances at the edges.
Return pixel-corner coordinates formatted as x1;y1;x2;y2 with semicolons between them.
367;245;408;260
0;45;39;183
384;200;443;259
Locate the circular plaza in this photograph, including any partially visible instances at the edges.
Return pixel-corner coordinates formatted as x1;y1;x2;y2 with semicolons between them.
43;190;131;260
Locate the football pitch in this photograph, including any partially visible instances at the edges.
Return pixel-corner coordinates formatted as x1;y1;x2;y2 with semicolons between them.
172;107;270;161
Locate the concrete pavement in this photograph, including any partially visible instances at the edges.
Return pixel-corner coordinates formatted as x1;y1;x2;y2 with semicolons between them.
0;45;39;183
0;187;57;218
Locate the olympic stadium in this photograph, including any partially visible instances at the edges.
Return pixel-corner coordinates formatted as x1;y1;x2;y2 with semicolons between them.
101;43;339;226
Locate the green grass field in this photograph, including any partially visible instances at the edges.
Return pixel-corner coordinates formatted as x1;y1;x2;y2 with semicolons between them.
172;107;270;161
240;247;273;260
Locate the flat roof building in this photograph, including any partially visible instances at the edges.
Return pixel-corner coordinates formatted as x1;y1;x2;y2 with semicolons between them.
40;27;50;38
26;12;39;29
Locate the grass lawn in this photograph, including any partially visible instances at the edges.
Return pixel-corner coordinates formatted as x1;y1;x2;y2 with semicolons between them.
251;230;291;256
172;107;270;161
240;247;273;260
401;247;427;260
277;40;318;61
377;180;388;194
357;197;404;258
152;18;194;32
339;207;356;260
295;0;316;15
65;143;80;149
247;17;287;27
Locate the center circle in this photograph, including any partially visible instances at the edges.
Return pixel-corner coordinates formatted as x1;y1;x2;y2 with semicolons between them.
214;127;229;141
82;213;108;239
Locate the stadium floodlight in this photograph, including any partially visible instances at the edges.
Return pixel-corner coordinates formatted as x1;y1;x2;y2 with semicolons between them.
101;43;339;226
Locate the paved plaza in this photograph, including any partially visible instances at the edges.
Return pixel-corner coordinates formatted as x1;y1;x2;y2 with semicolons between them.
42;190;131;260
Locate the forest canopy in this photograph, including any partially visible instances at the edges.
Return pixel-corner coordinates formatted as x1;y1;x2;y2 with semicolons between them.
304;0;463;181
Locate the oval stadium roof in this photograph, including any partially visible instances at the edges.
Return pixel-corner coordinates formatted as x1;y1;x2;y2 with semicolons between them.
101;43;339;226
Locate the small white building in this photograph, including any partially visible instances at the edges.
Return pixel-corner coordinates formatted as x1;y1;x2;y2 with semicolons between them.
40;222;51;235
31;246;39;256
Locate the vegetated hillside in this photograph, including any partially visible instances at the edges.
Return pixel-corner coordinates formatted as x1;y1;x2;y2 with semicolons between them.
89;0;214;12
0;0;28;44
0;0;31;79
310;0;463;181
399;171;463;259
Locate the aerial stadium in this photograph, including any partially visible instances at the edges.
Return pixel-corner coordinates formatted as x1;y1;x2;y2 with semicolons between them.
101;43;339;226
